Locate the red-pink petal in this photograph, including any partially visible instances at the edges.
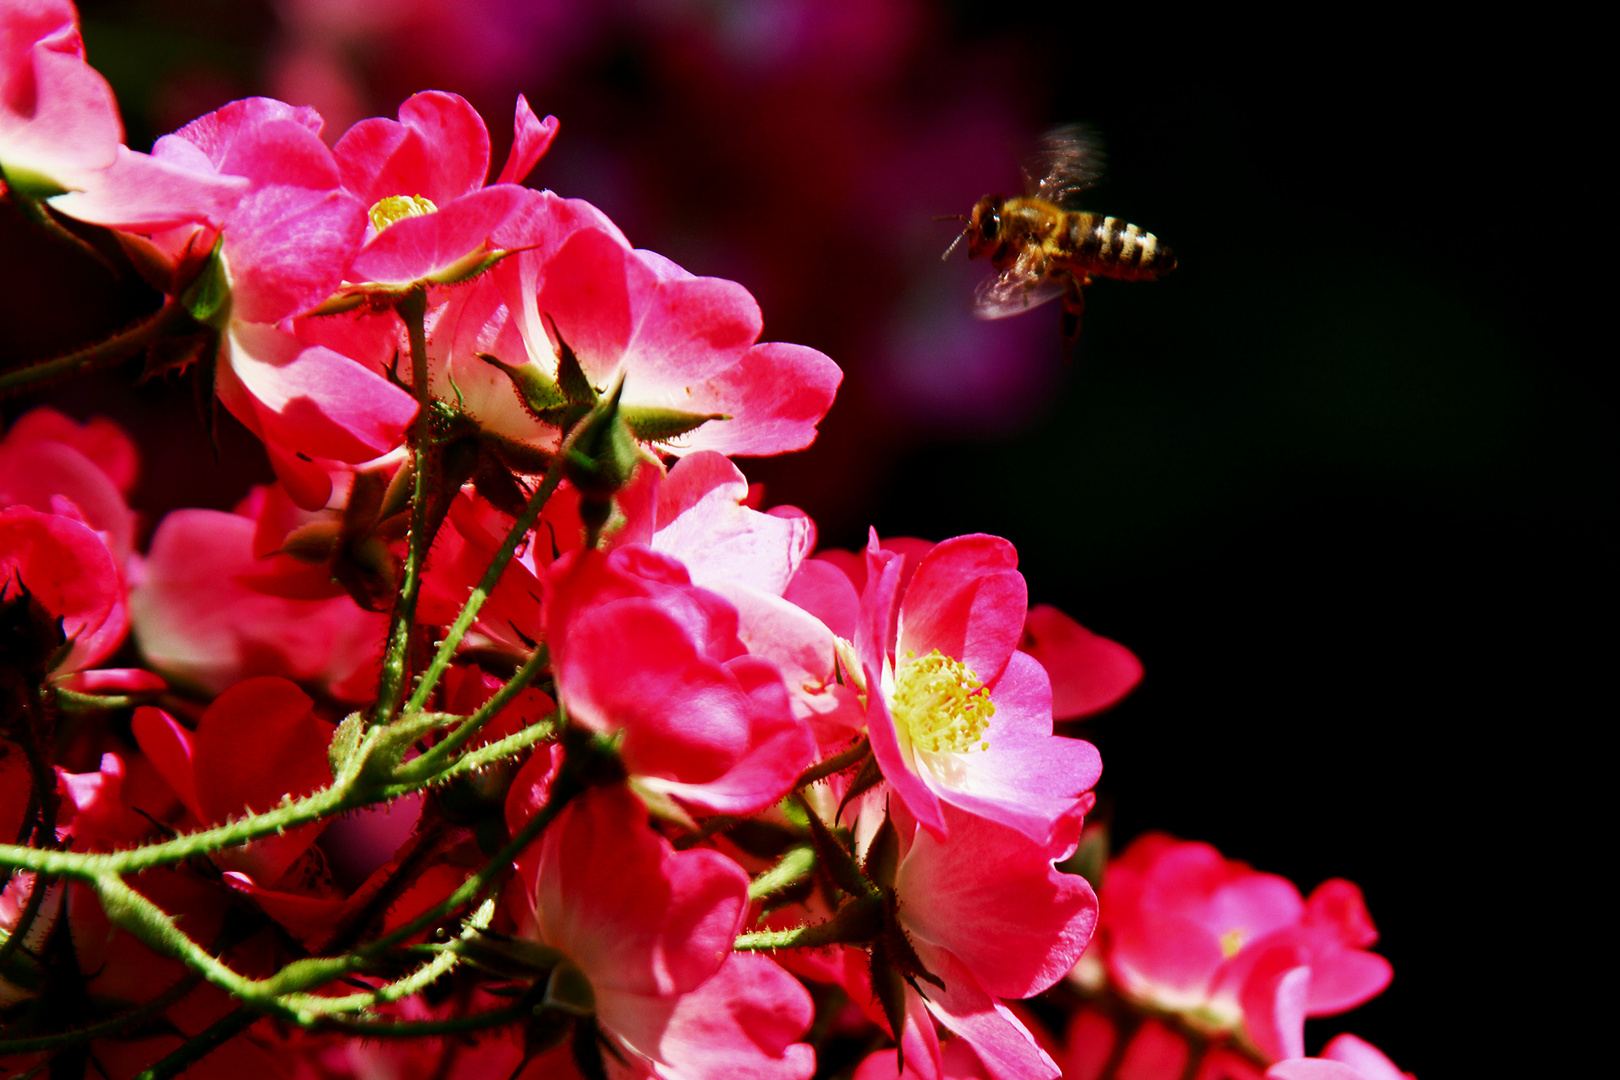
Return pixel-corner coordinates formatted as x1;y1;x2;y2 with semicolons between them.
495;95;558;185
896;802;1095;999
597;953;816;1080
910;941;1063;1080
335;90;490;206
222;323;416;463
0;505;125;672
130;706;201;822
535;785;747;997
1020;604;1143;720
898;535;1026;686
349;183;528;284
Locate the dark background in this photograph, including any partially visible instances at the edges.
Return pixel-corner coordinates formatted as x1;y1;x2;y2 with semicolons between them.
3;4;1600;1074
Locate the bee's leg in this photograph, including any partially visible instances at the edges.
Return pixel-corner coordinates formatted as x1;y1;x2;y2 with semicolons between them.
1060;278;1086;357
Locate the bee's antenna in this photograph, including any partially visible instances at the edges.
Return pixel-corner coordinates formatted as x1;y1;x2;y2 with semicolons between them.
940;229;968;261
931;213;969;223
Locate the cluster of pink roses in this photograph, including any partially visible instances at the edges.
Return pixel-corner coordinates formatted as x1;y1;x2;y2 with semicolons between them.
2;2;1413;1078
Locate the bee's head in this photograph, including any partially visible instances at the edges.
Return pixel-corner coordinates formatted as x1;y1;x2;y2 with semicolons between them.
964;195;1005;258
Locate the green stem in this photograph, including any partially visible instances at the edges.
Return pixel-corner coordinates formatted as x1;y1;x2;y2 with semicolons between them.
0;695;61;970
402;451;567;717
278;898;497;1017
733;895;884;952
362;760;584;957
374;286;435;725
0;779;352;878
317;999;531;1037
0;298;187;397
396;646;551;783
794;735;870;789
748;845;816;901
133;1006;261;1080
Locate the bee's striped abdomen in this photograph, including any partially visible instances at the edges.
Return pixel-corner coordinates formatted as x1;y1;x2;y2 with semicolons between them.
1061;212;1176;281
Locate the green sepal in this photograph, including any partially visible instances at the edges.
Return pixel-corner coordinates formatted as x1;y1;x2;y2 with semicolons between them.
869;938;912;1070
836;754;885;823
544;960;597;1017
542;315;599;407
0;163;69;201
792;792;874;900
179;239;232;330
480;353;570;418
327;712;368;778
563;378;643;499
425;246;512;286
451;926;567;980
620;405;729;444
862;813;902;893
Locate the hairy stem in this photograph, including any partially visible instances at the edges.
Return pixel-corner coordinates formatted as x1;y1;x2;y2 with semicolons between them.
132;1006;262;1080
402;454;567;718
0;298;188;397
748;845;817;902
374;286;435;724
397;646;551;783
733;895;885;952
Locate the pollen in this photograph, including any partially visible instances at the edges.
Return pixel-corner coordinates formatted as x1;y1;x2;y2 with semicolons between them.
1219;929;1244;958
891;649;995;754
368;194;439;233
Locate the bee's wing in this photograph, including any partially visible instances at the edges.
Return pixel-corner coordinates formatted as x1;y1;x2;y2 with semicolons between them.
1026;124;1107;208
972;269;1067;320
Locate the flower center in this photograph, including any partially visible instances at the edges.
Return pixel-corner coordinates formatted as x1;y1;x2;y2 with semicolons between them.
368;194;438;232
891;649;994;753
1219;929;1244;958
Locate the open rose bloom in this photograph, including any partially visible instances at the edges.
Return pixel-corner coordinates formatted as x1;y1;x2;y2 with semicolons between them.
0;5;1417;1078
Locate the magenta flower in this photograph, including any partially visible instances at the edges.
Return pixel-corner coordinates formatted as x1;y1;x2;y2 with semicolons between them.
545;546;816;815
851;799;1098;1080
333;90;556;287
506;784;815;1079
1096;834;1394;1062
435;222;842;460
856;531;1102;843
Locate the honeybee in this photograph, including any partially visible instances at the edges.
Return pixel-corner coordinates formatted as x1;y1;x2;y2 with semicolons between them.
944;125;1176;348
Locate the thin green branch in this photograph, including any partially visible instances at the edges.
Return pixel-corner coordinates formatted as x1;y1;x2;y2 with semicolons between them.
132;1006;262;1080
0;298;188;397
748;845;816;901
0;694;61;970
0;778;353;878
316;999;531;1037
794;735;871;790
278;899;496;1017
374;285;435;724
733;895;885;953
397;647;551;783
402;449;567;716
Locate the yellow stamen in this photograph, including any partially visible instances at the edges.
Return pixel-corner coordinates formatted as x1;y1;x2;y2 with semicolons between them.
1219;929;1244;958
891;649;995;754
368;194;438;233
